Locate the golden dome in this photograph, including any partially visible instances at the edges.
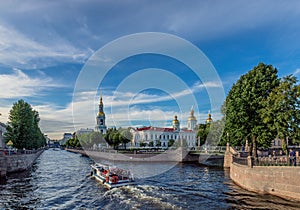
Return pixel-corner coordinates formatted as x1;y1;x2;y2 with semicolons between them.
206;112;213;123
188;116;197;121
98;111;104;116
173;115;179;123
188;107;196;121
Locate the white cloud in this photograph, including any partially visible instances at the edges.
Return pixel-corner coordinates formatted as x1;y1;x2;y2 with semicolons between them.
0;23;89;68
38;81;223;139
99;81;222;108
294;68;300;75
0;68;63;98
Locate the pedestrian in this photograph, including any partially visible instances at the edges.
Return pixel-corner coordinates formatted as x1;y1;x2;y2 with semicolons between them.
289;148;296;166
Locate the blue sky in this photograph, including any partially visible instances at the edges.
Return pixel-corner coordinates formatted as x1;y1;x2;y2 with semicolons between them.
0;1;300;139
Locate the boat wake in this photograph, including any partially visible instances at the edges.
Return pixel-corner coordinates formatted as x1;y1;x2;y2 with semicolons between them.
103;184;183;209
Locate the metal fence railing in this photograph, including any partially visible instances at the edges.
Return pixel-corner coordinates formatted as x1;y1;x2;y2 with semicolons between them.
2;148;43;156
255;156;300;166
233;154;300;167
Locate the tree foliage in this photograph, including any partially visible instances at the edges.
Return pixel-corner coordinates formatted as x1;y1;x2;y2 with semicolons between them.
222;63;280;147
119;128;132;149
77;131;106;148
197;124;209;146
5;99;46;149
261;75;300;148
103;127;133;149
197;120;225;146
222;63;300;151
66;137;81;148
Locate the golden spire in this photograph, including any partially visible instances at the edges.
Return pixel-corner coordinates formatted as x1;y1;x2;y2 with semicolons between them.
100;88;103;105
98;88;104;116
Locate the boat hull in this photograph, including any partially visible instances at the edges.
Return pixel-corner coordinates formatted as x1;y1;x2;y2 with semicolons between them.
90;163;135;189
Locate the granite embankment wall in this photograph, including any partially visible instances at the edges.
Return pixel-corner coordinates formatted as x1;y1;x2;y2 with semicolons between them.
198;154;224;167
66;148;199;162
0;149;43;177
224;146;300;201
230;163;300;200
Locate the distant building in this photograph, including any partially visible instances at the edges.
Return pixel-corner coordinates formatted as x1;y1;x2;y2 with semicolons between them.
272;137;282;148
76;128;94;135
59;133;73;145
95;92;107;134
0;122;6;148
130;115;196;148
47;136;60;148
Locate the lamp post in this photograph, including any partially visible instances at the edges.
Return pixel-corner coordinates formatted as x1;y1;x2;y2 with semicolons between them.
226;132;230;152
7;140;13;156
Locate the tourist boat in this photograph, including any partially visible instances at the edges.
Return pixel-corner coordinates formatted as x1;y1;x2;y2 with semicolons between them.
90;163;135;189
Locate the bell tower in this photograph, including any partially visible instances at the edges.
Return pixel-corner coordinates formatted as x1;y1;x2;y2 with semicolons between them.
95;91;107;134
172;115;180;131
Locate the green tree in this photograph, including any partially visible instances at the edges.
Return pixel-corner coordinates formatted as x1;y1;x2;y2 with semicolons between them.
5;99;45;149
112;131;120;149
77;133;91;148
197;124;209;146
207;120;225;146
222;63;280;152
156;140;162;147
261;75;300;151
140;141;146;147
196;120;224;147
66;137;81;148
149;141;154;147
104;128;113;146
119;128;132;149
168;139;175;147
90;131;106;147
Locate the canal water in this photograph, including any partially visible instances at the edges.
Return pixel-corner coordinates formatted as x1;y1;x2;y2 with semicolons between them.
1;149;300;209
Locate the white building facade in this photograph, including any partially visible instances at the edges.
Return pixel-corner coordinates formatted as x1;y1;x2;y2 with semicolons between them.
130;115;196;148
77;128;94;135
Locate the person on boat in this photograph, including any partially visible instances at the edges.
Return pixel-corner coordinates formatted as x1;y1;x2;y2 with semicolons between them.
111;173;119;184
105;169;110;182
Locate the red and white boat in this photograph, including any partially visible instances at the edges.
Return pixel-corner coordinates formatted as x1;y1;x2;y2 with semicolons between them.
90;163;135;189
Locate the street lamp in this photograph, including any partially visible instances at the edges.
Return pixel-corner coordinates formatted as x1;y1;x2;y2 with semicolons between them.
7;140;13;155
